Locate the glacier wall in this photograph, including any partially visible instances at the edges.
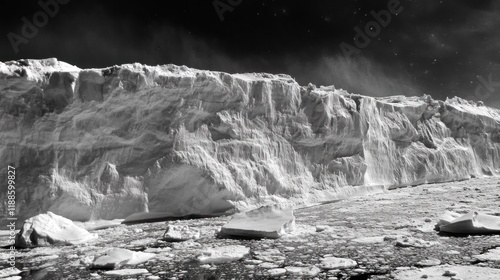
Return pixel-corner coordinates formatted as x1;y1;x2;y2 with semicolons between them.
2;58;500;225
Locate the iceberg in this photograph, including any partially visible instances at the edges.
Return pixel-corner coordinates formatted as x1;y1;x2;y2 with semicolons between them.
2;58;500;225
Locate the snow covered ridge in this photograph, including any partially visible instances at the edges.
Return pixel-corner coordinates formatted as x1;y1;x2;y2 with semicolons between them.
2;58;500;225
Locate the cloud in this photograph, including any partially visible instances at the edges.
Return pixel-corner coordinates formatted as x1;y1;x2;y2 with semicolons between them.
321;55;422;97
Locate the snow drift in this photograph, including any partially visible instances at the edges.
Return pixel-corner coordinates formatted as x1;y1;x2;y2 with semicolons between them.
2;58;500;226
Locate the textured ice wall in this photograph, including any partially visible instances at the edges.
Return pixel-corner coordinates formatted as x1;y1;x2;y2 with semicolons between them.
1;58;500;225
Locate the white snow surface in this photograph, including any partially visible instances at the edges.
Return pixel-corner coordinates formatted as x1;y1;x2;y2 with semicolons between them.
2;58;500;224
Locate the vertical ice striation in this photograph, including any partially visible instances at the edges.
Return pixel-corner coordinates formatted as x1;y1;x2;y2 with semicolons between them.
360;97;399;186
360;96;486;188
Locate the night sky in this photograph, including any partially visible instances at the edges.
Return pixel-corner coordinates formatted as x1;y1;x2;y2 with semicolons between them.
1;0;500;107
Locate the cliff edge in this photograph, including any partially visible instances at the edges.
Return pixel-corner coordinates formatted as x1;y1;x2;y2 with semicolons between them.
2;58;499;226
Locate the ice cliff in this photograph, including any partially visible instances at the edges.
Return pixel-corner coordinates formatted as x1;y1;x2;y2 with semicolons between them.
2;58;500;225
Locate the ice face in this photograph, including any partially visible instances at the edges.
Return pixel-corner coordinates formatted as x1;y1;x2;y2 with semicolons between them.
1;58;499;224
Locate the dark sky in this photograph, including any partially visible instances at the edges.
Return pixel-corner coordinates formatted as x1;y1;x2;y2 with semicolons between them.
2;0;500;107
